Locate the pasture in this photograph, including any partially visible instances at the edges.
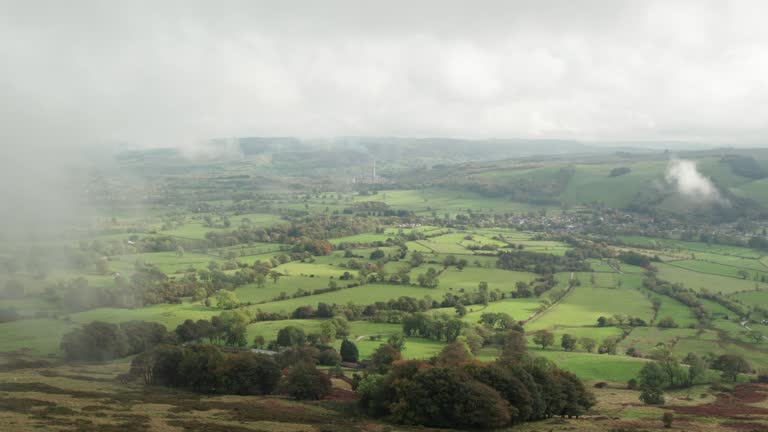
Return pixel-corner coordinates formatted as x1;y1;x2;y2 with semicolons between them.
655;263;768;294
526;282;653;332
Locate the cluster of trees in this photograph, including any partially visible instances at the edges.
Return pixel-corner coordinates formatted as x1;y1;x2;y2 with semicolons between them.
617;251;655;268
609;167;632;177
513;274;557;298
416;267;440;288
129;344;282;395
402;313;464;342
527;331;617;355
642;273;708;324
596;314;648;327
461;166;575;206
721;155;768;179
61;320;169;362
496;250;590;274
636;347;752;405
203;214;383;246
357;342;595;429
0;307;21;323
173;311;253;347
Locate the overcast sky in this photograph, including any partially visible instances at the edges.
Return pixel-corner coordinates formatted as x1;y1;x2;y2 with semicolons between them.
2;0;768;149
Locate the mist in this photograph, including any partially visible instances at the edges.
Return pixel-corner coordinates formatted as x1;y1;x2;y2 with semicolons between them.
664;159;724;204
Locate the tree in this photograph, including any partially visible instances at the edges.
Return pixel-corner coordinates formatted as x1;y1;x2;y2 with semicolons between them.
60;321;130;362
255;274;266;288
387;333;406;352
329;316;351;337
579;337;597;353
386;366;512;429
223;322;248;347
283;362;332;400
410;250;425;266
216;290;239;310
192;287;208;302
515;281;532;297
370;249;385;260
175;319;201;342
276;326;306;347
316;347;342;366
221;352;281;395
319;321;336;342
685;352;706;385
599;337;618;355
434;342;472;368
252;335;266;348
533;331;555;349
269;271;281;284
639;362;667;389
657;316;678;328
417;268;440;288
501;330;527;361
640;385;665;405
368;344;402;374
561;334;577;351
712;354;751;382
455;303;467;317
340;338;359;363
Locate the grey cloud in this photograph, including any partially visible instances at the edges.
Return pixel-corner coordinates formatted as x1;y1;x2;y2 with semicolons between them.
2;0;768;147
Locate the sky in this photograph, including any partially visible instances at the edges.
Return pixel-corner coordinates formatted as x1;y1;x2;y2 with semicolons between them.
2;0;768;149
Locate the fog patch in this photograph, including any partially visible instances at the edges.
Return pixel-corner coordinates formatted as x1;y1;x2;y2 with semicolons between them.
664;159;725;204
177;138;244;161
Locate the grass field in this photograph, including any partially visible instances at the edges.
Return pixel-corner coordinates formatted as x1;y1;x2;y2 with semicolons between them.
618;235;764;258
617;327;700;355
110;251;226;274
526;283;653;331
69;301;219;329
0;319;78;356
350;188;557;215
667;259;768;280
655;263;768;294
438;267;537;291
529;348;648;382
733;289;768;306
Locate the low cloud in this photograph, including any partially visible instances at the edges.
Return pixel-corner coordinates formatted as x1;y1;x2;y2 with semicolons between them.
664;159;723;203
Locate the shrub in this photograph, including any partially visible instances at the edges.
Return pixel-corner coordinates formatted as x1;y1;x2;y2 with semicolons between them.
284;362;332;400
639;386;665;405
657;316;678;328
662;411;674;428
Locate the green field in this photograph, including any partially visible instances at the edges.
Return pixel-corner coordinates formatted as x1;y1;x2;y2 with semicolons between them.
656;263;768;294
526;283;653;331
530;348;648;382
